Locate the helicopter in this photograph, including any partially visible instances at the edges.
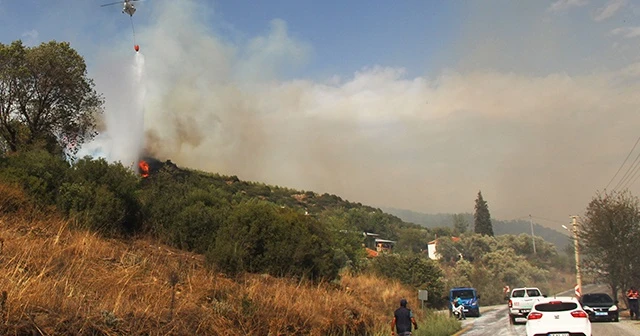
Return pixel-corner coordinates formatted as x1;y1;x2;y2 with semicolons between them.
100;0;140;17
101;0;143;52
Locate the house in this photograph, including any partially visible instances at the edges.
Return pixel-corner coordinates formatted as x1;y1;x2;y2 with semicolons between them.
363;232;396;256
426;236;461;260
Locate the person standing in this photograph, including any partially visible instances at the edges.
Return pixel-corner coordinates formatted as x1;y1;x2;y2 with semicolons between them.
627;286;639;320
391;299;418;336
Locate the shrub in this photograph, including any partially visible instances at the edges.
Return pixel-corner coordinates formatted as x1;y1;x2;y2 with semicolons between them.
56;157;141;235
139;170;231;252
0;149;70;205
370;254;445;306
206;199;341;281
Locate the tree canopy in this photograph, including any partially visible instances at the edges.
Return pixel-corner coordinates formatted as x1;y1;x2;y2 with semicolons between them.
474;191;494;236
580;190;640;300
0;40;103;157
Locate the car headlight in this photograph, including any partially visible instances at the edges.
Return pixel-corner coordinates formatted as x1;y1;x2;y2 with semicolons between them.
609;305;618;311
583;306;591;311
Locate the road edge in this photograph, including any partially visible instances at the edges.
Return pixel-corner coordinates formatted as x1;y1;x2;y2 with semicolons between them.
451;324;473;336
450;305;501;336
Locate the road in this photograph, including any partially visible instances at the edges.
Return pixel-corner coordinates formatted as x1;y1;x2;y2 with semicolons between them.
457;284;640;336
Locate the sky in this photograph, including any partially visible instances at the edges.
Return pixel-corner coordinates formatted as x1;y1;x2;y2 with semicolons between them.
1;0;640;231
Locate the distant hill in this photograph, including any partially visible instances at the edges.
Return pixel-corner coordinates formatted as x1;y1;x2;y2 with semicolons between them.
382;208;572;250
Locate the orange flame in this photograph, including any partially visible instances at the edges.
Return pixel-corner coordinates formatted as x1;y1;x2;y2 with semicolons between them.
138;160;149;178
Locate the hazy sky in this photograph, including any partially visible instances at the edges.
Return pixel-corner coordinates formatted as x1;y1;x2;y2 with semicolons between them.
2;0;640;229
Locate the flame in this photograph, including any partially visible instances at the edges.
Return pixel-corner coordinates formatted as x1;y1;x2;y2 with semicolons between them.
138;160;149;178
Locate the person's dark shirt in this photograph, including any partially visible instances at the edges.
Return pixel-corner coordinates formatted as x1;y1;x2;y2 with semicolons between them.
394;306;413;333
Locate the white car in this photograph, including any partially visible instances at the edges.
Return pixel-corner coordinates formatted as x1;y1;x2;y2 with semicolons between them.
525;296;592;336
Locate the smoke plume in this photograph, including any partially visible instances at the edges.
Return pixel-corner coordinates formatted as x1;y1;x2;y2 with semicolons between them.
85;0;640;227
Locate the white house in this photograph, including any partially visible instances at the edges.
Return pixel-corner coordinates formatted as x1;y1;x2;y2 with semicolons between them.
426;236;461;260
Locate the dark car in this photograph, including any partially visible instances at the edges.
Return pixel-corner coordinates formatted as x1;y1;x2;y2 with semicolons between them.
579;292;619;322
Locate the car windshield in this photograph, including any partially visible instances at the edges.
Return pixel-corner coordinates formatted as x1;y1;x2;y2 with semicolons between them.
526;289;541;296
535;302;578;312
511;289;525;298
452;290;475;299
583;294;613;304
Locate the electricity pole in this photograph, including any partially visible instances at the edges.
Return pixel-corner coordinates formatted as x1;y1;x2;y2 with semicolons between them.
529;214;536;255
571;215;582;297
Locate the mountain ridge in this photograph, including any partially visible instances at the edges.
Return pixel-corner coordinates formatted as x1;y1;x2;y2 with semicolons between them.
382;207;572;250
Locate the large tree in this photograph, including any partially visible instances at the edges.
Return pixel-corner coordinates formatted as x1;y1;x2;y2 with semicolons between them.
474;191;494;236
580;190;640;303
0;40;103;157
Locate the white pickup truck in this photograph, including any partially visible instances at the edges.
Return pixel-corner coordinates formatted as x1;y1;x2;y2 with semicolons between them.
507;287;545;323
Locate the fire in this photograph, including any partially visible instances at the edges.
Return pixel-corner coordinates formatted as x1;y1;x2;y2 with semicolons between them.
138;160;149;178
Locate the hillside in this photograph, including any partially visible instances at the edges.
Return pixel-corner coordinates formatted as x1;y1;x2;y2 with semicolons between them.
0;183;462;335
383;208;571;250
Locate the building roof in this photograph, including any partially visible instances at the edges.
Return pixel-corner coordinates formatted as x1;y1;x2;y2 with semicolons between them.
428;236;461;245
365;248;379;258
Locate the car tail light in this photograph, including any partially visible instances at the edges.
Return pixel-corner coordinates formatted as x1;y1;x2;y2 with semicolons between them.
508;299;512;308
549;301;562;304
571;310;588;318
528;312;543;320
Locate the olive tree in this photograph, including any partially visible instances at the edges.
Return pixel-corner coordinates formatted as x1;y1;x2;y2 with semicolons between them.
0;40;103;157
580;190;640;302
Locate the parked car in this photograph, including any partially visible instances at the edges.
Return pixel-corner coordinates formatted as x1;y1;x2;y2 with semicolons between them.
448;287;481;317
525;296;591;336
579;292;619;322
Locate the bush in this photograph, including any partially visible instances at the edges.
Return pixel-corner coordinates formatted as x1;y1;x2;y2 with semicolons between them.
370;254;445;306
206;199;341;281
139;169;231;252
56;157;141;235
0;150;70;205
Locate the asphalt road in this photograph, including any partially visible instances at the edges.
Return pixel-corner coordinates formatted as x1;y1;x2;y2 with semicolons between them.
457;284;640;336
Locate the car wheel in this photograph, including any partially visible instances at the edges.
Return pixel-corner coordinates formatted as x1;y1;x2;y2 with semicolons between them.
509;315;516;324
614;316;619;322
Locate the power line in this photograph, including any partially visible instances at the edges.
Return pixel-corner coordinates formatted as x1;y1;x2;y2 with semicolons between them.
628;169;640;190
507;215;566;225
618;160;640;191
605;135;640;191
613;149;640;193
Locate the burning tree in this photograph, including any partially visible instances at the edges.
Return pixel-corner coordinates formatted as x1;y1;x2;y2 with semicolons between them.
138;160;149;178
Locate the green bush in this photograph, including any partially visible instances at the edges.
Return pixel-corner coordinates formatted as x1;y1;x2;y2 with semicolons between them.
370;254;445;306
206;199;341;281
139;169;231;252
0;149;70;205
56;157;141;235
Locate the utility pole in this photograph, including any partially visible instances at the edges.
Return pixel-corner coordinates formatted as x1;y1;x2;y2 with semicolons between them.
571;215;582;297
529;214;536;255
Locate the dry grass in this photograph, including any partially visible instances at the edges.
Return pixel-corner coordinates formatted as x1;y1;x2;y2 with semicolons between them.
0;184;423;335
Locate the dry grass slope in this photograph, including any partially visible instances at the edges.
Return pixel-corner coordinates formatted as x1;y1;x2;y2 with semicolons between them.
0;184;424;335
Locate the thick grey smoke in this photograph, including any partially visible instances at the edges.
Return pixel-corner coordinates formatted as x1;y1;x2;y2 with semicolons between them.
87;0;640;228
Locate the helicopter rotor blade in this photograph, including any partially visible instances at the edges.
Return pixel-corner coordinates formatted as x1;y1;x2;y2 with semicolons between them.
100;1;123;7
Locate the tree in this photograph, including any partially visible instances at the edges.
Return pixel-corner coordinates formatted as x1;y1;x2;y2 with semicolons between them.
580;190;640;303
453;213;469;235
474;191;494;236
0;40;104;157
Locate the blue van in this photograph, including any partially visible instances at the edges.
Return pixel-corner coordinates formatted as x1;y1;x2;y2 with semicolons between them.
449;287;481;317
